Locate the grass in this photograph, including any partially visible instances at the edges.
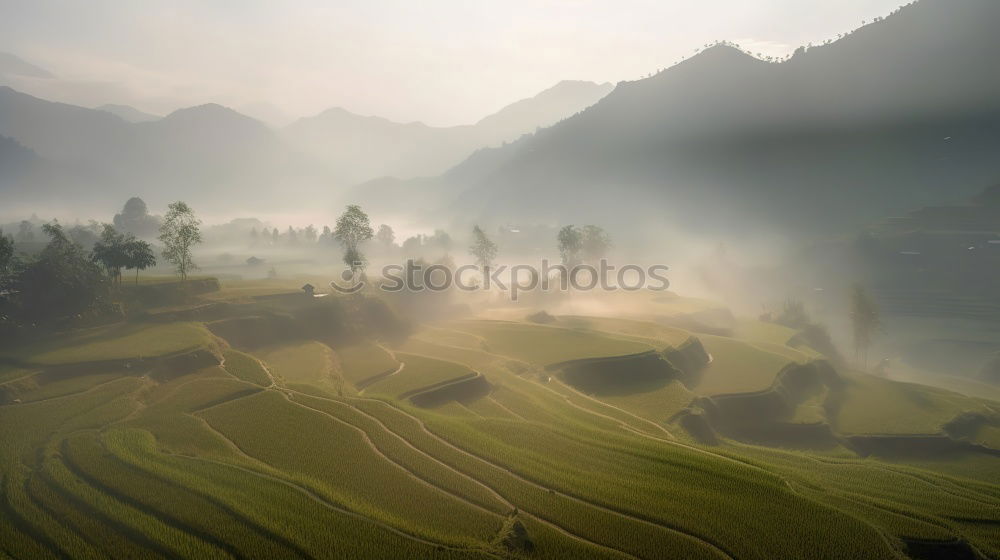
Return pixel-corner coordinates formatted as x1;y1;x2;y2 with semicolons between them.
974;425;1000;449
557;315;692;347
198;390;502;547
334;342;399;386
417;327;489;350
125;369;263;458
221;349;271;386
363;353;473;398
252;340;340;394
1;322;215;366
200;277;337;302
731;320;799;346
39;453;228;558
417;411;899;560
289;392;510;514
647;292;725;315
103;429;493;559
728;444;1000;555
1;370;128;404
0;364;38;384
834;372;994;435
591;379;695;424
346;398;730;560
692;335;796;395
398;337;499;370
790;389;829;424
451;320;652;366
2;292;999;559
60;432;299;559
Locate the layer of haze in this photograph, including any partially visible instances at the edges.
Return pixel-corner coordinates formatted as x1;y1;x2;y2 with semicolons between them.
0;0;906;126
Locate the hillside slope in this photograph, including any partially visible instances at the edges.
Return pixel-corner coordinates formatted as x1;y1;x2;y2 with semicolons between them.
282;80;613;185
389;0;1000;236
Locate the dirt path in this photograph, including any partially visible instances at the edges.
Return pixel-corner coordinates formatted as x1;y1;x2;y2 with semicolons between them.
281;391;506;519
356;362;405;392
287;388;654;559
167;452;495;556
485;396;528;422
342;394;736;560
541;380;675;440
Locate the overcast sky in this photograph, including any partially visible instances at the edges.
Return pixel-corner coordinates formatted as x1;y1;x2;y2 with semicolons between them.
0;0;907;126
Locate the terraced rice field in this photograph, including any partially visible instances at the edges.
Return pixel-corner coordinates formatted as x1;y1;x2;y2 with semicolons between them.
834;373;995;435
251;341;340;395
451;320;652;366
692;335;797;395
363;353;473;398
0;322;214;366
1;285;998;559
333;342;399;387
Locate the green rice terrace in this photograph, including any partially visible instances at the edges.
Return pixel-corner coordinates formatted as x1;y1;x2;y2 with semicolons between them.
1;277;998;560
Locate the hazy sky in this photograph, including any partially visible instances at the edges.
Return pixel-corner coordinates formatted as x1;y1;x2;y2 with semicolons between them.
1;0;906;126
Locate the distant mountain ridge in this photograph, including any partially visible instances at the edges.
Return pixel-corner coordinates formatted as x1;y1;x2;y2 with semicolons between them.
95;104;160;123
0;52;53;79
362;0;1000;238
0;87;285;210
280;80;613;184
0;80;613;214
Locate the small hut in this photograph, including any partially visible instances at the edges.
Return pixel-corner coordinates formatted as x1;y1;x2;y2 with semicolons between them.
301;283;316;297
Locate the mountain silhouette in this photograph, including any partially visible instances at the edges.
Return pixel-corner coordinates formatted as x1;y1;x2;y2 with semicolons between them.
95;104;160;123
0;80;612;214
281;80;613;185
384;0;1000;237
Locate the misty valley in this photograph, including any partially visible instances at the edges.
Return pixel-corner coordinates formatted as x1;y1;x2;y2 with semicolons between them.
1;1;999;559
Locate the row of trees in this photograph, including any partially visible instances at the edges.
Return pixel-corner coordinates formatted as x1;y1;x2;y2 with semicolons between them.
250;225;323;246
91;225;157;285
468;223;612;271
323;204;614;280
770;285;882;371
1;224;113;327
249;221;455;261
36;201;201;287
0;201;203;330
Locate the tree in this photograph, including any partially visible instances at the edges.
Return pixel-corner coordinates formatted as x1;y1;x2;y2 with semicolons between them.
850;284;881;370
428;229;452;254
376;224;395;247
469;225;498;270
113;197;161;238
124;238;156;284
776;299;809;329
91;224;129;285
334;205;374;272
319;225;333;245
250;227;259;247
581;225;612;263
286;226;298;245
14;224;109;324
271;228;280;245
0;229;15;322
303;224;318;243
557;225;583;268
0;229;15;299
159;201;202;281
16;220;34;242
67;221;102;248
401;235;423;257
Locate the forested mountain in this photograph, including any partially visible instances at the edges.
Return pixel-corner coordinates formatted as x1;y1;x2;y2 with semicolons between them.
0;80;613;214
280;80;613;184
365;0;1000;237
